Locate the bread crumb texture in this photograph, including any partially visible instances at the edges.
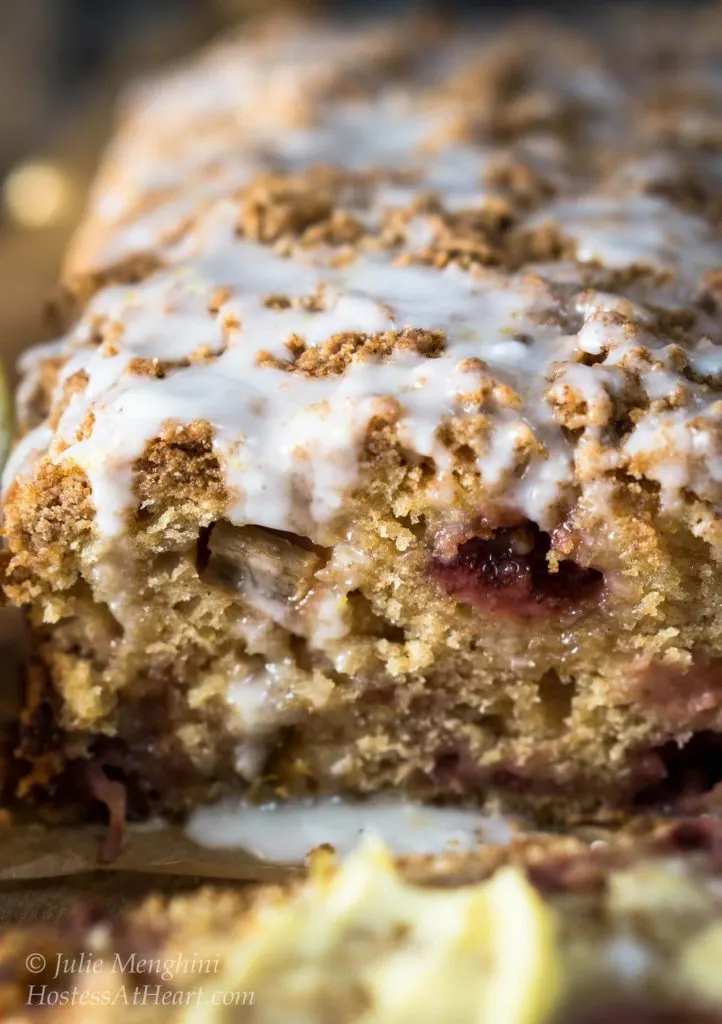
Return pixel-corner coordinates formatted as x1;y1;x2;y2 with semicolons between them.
6;5;722;816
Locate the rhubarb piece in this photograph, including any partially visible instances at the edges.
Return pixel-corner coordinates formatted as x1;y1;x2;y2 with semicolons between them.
432;522;603;618
85;760;127;864
205;522;321;603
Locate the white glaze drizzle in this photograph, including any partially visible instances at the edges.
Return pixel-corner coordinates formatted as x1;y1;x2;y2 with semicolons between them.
184;796;514;862
26;209;578;542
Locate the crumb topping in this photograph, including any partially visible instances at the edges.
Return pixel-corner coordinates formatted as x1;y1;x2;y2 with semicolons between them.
6;10;722;554
257;326;447;377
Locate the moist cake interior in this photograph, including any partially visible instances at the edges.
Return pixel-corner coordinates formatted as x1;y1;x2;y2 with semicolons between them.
4;6;722;822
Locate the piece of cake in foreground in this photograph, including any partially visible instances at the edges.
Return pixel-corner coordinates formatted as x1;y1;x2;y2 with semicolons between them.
5;8;722;819
4;823;722;1022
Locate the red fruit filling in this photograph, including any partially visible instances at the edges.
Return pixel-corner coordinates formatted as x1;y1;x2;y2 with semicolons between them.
432;521;603;618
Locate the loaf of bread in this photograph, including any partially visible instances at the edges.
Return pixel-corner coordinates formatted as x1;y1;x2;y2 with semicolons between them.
4;6;722;822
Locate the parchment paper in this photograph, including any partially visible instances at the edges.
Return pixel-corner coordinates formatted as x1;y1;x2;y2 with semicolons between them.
0;820;304;884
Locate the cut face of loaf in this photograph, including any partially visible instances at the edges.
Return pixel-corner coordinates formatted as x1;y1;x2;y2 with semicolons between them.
5;8;722;820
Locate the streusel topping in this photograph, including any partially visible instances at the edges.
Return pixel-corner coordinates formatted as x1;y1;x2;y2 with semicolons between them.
6;13;722;553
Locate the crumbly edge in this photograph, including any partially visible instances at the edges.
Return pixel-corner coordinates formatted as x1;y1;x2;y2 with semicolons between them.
2;820;722;1021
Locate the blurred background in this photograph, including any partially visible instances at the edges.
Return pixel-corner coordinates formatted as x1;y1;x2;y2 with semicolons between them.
0;0;300;375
